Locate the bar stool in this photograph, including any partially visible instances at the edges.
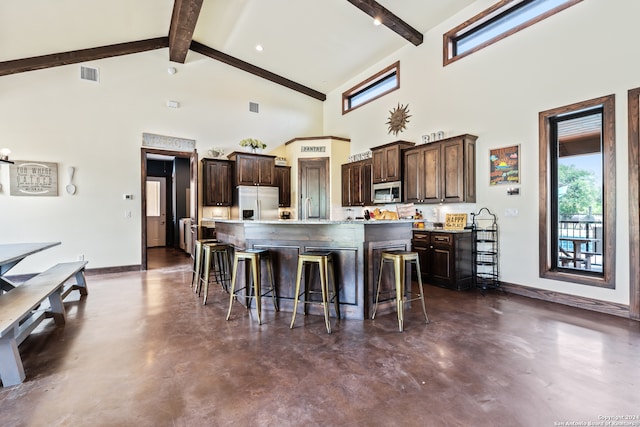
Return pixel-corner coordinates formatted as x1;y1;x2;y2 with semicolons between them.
200;242;233;305
226;249;278;325
290;251;340;334
372;250;429;332
191;239;218;291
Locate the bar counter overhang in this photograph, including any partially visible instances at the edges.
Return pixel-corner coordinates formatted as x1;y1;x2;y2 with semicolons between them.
214;219;415;320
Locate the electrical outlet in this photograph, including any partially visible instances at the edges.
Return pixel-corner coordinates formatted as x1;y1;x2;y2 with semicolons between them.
504;208;519;217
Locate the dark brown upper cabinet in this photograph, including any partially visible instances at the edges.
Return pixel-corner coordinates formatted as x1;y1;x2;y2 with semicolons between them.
371;141;414;184
202;158;233;206
227;152;275;186
404;134;476;204
274;165;291;207
341;159;372;207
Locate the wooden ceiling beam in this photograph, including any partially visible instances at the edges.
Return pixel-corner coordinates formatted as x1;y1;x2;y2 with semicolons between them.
190;41;326;101
0;37;169;77
346;0;423;46
169;0;204;63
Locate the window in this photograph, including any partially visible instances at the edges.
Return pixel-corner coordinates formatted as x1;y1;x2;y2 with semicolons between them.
539;95;616;288
146;180;161;217
444;0;582;66
342;62;399;114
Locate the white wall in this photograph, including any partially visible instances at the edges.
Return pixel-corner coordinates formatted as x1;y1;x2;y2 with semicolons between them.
323;0;640;305
0;48;323;273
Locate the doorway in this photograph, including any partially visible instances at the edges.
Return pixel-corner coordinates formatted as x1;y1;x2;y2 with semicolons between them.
298;157;329;220
141;148;198;270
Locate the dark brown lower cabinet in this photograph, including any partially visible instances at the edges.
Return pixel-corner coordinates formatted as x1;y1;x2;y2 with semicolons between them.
412;230;473;290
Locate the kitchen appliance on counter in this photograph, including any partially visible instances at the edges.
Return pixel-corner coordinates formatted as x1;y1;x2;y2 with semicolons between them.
372;181;402;204
231;186;279;220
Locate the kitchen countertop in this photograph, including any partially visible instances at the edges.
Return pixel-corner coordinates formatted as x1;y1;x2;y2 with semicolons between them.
212;219;416;225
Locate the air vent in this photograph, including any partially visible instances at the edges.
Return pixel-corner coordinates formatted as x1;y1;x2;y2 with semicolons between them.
249;102;259;113
80;66;99;82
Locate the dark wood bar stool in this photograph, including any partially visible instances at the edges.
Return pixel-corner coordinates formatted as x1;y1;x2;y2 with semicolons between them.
200;242;233;305
290;251;340;334
191;239;218;291
226;249;278;325
372;250;429;332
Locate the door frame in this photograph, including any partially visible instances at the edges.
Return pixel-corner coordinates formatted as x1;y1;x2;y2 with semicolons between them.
627;87;640;320
141;147;198;270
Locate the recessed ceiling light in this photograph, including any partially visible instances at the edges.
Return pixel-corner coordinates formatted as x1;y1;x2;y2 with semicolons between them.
255;44;264;52
373;18;382;26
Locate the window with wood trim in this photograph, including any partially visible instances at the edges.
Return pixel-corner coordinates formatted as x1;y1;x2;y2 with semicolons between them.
342;62;399;114
539;94;615;288
444;0;582;66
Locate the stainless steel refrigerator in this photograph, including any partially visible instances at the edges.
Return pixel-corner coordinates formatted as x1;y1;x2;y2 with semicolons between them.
231;186;279;220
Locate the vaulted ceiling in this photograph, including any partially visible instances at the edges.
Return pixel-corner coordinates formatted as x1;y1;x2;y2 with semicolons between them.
0;0;476;100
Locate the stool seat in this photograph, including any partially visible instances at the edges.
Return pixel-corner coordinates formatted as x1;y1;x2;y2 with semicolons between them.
372;250;429;332
226;249;278;325
290;251;340;334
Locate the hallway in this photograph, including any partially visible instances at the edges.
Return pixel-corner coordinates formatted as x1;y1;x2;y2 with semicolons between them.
1;248;639;426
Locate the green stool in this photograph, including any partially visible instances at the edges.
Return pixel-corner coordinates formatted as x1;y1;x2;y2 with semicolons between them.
372;250;429;332
226;249;278;325
290;251;340;334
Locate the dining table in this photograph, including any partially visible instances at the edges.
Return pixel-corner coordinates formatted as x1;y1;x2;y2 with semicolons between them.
0;242;61;291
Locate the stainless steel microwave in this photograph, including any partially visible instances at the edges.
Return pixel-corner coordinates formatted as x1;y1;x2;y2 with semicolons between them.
372;181;401;204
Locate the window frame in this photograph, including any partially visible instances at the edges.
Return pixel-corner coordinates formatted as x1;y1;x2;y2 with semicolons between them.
443;0;582;66
539;94;616;288
342;61;399;115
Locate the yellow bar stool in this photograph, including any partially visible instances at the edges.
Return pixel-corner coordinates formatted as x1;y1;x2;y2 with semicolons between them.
290;251;340;334
372;250;429;332
226;249;278;325
191;239;218;291
200;242;233;305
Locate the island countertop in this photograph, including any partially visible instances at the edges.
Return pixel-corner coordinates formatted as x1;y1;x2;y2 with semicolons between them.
214;220;415;320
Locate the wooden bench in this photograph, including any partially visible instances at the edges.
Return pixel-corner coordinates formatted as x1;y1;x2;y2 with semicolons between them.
0;261;88;387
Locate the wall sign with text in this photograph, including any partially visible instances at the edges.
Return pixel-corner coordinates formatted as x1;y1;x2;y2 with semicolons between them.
9;161;58;196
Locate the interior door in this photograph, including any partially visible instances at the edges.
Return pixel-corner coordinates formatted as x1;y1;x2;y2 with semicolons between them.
146;176;167;247
298;158;329;220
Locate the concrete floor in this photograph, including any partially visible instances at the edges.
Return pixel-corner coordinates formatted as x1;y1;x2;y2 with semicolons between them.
1;247;639;427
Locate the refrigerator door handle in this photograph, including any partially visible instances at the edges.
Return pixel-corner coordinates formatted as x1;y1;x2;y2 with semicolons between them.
256;199;260;220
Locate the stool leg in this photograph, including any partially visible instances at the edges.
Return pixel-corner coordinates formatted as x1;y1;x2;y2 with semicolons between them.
192;241;202;291
226;254;240;321
318;257;331;334
394;257;405;332
372;257;386;320
329;258;340;320
265;254;278;312
251;255;262;325
290;258;305;329
200;246;212;299
414;260;429;324
221;249;232;292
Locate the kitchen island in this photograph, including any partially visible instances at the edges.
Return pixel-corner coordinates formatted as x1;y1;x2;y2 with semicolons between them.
214;219;415;320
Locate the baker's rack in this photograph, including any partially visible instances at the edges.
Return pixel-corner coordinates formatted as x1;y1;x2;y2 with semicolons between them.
471;208;500;291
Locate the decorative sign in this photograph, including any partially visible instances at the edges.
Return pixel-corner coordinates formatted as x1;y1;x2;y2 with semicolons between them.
444;213;468;230
142;132;196;151
10;161;58;196
396;203;415;219
301;146;326;153
490;144;520;185
347;150;372;163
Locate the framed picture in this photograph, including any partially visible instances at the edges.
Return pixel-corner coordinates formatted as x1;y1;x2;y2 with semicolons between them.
489;144;520;185
9;161;58;196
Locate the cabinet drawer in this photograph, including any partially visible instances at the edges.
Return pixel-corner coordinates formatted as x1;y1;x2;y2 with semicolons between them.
431;233;453;246
412;231;429;241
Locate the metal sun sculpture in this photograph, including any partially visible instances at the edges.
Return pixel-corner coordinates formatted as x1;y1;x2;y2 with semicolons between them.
386;103;411;136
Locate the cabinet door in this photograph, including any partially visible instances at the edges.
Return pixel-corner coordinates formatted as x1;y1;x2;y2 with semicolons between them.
404;149;422;202
275;166;291;207
236;155;257;185
372;149;385;183
203;160;232;206
383;146;401;182
256;157;275;186
412;232;430;280
341;163;351;206
351;162;365;205
441;139;465;203
422;144;441;203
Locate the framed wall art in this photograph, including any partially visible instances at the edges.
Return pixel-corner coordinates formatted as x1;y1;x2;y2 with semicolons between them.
9;161;58;196
489;145;520;186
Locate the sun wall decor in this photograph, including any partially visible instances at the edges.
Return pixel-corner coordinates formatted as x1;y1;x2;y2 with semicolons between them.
386;103;411;136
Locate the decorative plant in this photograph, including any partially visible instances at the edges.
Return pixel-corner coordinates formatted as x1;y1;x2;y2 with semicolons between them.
239;138;267;150
207;147;225;158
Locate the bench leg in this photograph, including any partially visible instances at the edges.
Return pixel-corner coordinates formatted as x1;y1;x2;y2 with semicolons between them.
48;290;67;325
74;270;88;296
0;333;25;387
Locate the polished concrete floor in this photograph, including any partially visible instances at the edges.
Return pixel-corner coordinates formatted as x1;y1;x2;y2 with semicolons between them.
1;247;639;427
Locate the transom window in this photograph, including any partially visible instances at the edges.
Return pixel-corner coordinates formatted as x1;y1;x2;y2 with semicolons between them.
342;62;399;114
539;95;616;288
444;0;582;66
